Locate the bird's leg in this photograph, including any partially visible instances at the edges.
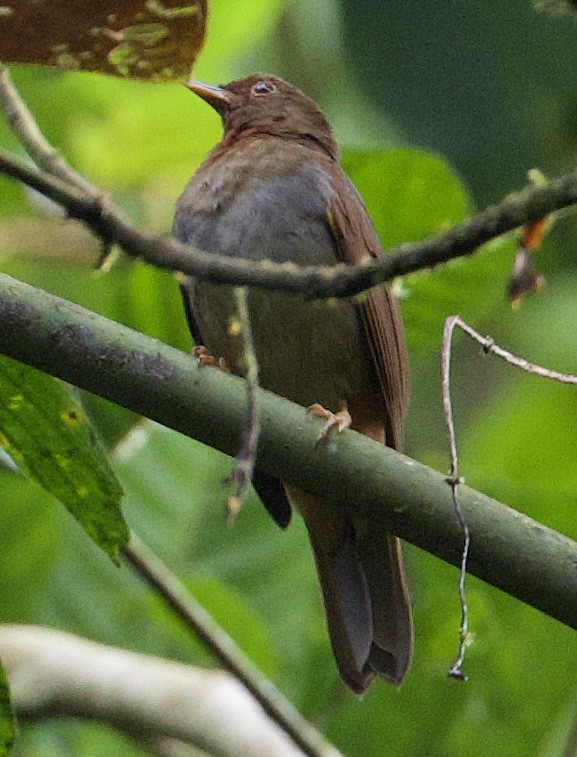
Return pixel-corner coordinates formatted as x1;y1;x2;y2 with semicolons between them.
193;346;230;372
307;403;352;444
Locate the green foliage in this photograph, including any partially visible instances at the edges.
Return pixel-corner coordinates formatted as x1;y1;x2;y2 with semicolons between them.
114;422;316;688
0;357;127;562
342;148;471;248
343;148;516;350
0;471;59;619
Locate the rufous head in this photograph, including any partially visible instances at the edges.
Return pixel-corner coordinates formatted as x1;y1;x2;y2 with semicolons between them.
186;74;338;159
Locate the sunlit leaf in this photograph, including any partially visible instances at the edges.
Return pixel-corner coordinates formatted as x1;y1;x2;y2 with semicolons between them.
0;0;208;81
0;356;127;562
342;148;471;248
343;148;513;350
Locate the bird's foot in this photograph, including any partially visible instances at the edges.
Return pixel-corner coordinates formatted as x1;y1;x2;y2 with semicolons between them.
193;346;230;372
307;404;352;445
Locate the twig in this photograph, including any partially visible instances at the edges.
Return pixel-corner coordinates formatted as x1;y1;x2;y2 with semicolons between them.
2;70;577;297
441;316;471;682
0;63;96;193
441;314;577;679
451;316;577;384
225;287;261;523
0;624;307;756
122;533;338;757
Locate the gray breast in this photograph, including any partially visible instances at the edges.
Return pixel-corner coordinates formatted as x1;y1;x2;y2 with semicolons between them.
174;145;377;411
174;150;337;266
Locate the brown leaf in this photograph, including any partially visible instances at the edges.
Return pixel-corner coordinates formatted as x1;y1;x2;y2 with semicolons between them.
505;218;548;306
0;0;207;81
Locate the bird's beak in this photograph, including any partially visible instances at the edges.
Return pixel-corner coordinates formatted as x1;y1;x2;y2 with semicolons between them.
186;80;234;117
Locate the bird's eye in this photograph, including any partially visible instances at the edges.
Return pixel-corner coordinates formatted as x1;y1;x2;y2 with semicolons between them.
251;80;277;96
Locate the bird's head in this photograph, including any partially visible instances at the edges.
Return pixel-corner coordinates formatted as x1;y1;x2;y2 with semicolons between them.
186;74;338;159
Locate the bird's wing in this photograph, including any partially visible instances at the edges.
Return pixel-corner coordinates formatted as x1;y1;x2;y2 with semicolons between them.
178;277;205;347
324;169;409;451
178;278;293;529
315;166;413;688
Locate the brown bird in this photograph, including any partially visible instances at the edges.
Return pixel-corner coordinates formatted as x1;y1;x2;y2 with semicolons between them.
174;74;412;692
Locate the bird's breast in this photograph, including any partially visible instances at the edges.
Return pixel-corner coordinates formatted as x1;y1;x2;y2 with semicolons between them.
190;281;378;413
174;139;382;419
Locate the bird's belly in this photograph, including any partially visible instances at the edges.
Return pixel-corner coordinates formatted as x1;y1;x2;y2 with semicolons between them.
191;281;378;413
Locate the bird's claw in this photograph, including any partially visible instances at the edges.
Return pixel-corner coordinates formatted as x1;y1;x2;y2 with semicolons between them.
307;403;352;445
193;346;230;372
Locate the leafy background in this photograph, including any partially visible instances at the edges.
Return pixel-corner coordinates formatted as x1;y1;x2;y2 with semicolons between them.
1;0;577;755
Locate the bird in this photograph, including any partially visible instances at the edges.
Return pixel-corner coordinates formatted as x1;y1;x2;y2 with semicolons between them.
173;74;413;693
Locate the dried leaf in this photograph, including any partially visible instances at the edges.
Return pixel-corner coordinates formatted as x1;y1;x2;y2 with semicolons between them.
506;218;548;306
0;0;207;81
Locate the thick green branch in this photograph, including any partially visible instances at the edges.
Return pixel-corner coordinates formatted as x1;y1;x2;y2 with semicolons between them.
0;272;576;629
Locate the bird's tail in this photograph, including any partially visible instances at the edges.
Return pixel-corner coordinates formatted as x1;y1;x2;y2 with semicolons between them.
286;486;413;693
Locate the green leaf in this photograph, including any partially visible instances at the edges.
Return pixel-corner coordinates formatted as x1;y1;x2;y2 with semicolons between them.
343;148;514;352
0;356;127;562
0;664;15;757
0;470;60;617
342;148;471;248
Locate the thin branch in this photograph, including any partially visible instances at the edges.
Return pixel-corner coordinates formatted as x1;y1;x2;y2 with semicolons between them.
453;317;577;383
441;314;577;679
1;273;576;629
225;287;261;522
0;624;309;757
2;146;577;299
0;63;95;193
442;316;471;683
122;534;334;757
2;68;577;298
442;317;461;482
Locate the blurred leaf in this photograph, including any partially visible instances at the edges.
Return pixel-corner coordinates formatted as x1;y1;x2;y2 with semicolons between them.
57;75;221;189
0;0;207;81
342;148;471;248
189;578;278;675
0;470;60;618
0;176;24;219
343;148;514;350
0;356;127;562
403;237;515;351
504;272;577;372
195;0;285;81
537;693;577;757
455;277;577;535
460;355;577;535
147;577;278;676
114;421;321;695
17;719;145;757
125;262;189;344
0;664;15;757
